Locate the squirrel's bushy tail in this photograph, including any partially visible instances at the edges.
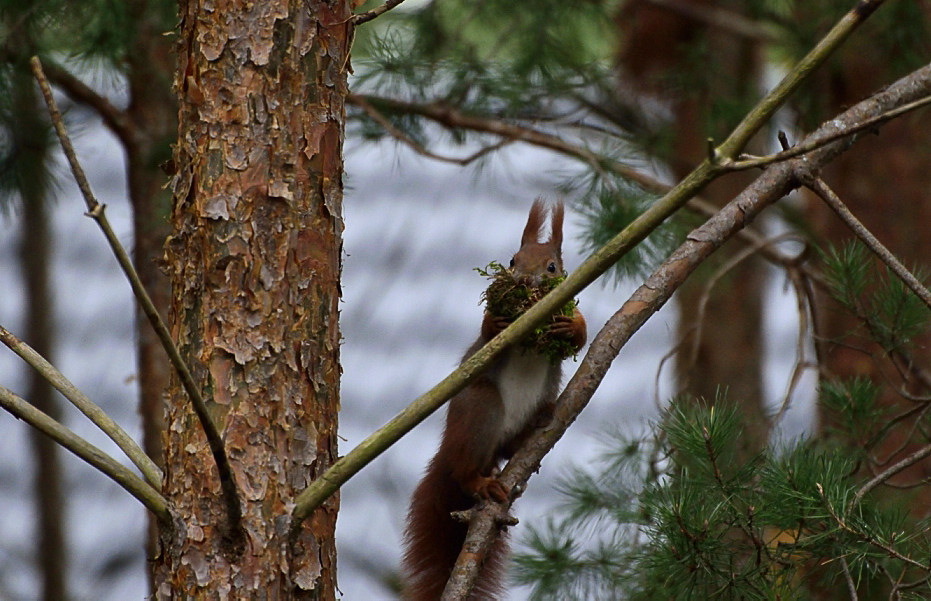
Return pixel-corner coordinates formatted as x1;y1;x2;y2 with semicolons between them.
401;456;508;601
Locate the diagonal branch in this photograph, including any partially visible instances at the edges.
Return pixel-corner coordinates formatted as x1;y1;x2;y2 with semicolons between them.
0;384;170;524
804;176;931;312
444;58;931;599
644;0;776;42
346;93;661;187
1;325;163;489
29;56;243;535
852;442;931;507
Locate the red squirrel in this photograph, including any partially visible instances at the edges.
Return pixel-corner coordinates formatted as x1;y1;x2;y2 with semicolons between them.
401;200;587;600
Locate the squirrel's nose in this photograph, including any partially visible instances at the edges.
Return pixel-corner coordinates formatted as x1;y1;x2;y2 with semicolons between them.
514;273;541;287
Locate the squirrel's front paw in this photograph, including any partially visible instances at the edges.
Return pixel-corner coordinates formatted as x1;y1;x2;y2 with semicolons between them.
482;314;513;339
548;311;586;350
550;314;581;337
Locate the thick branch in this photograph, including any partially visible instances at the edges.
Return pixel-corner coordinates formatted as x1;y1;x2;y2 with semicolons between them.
0;385;170;523
30;56;243;533
291;0;894;529
445;59;931;598
1;325;162;489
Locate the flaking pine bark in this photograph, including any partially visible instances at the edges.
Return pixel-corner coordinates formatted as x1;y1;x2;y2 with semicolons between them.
156;0;350;597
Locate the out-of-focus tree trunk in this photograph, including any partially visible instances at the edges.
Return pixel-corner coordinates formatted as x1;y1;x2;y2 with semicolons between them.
617;0;769;454
12;65;68;601
153;0;349;596
123;1;177;585
124;0;176;475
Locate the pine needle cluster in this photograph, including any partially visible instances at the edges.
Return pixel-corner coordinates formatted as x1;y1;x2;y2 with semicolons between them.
514;398;931;600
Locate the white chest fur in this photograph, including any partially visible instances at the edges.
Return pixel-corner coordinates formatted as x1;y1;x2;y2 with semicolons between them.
495;349;552;440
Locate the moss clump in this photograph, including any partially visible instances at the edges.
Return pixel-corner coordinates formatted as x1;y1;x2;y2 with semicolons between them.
476;262;579;362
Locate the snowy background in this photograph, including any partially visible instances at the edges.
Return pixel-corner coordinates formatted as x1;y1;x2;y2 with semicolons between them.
0;86;815;599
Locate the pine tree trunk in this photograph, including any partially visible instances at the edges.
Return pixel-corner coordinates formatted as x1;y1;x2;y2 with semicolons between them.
154;0;350;596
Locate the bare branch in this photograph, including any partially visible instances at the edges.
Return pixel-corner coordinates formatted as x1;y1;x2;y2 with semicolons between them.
0;385;170;523
854;442;931;508
348;93;677;193
29;56;243;536
644;0;777;42
441;505;516;601
729;94;931;171
805;176;931;312
1;325;162;489
352;0;407;25
353;94;512;164
839;556;859;601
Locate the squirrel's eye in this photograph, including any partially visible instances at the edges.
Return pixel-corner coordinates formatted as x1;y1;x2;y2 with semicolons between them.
547;262;556;273
509;258;515;268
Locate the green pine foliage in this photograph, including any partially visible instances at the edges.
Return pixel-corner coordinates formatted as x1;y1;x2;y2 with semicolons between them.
821;241;931;353
573;173;698;282
514;399;931;600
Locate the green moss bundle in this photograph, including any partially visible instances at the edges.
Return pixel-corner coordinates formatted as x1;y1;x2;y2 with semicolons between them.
477;262;579;362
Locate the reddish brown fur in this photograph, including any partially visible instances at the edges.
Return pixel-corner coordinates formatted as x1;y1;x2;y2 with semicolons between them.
401;200;586;600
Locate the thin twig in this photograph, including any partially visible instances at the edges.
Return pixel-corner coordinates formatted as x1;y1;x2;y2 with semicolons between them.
352;0;406;25
0;385;170;523
29;56;243;538
853;442;931;507
353;94;511;164
772;256;819;426
819;483;928;572
644;0;777;41
0;325;162;489
347;93;663;191
729;94;931;171
840;556;860;600
804;176;931;312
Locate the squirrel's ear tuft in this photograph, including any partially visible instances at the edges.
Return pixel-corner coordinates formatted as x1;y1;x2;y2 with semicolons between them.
521;198;547;247
548;201;564;250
